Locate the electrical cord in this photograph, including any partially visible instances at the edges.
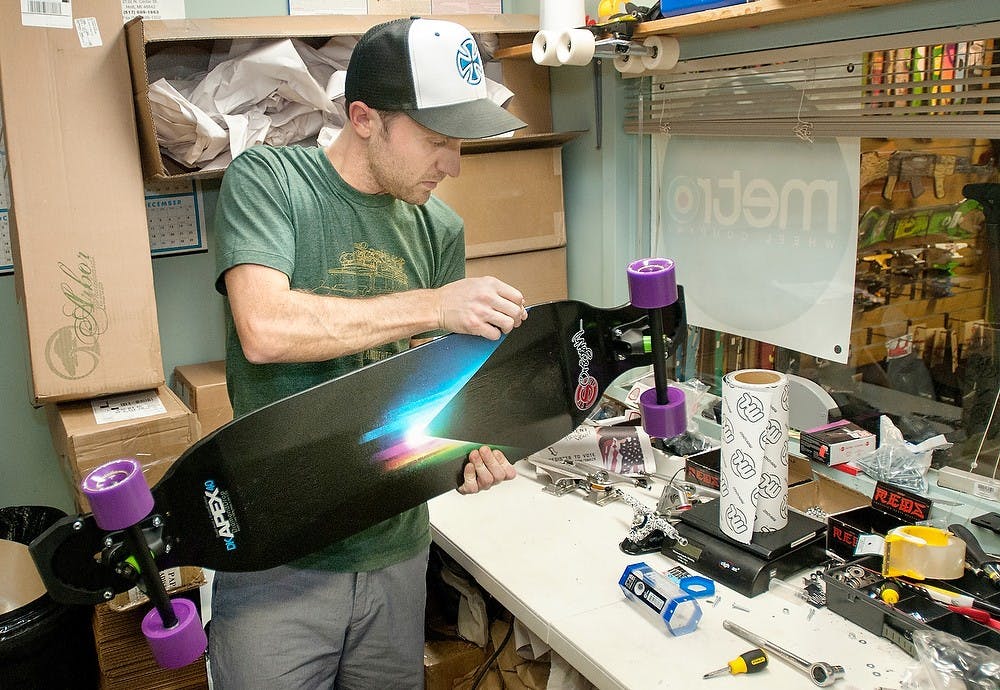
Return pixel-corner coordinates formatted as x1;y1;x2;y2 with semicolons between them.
469;618;515;690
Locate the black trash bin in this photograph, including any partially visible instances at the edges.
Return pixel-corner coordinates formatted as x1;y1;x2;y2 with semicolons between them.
0;506;98;689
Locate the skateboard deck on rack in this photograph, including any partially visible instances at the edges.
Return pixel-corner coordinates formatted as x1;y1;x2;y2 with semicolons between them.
31;295;685;605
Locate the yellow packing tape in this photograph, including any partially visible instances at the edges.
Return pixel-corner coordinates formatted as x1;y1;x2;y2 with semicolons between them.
883;525;967;580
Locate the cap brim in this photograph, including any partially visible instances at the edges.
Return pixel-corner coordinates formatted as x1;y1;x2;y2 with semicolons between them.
406;98;527;139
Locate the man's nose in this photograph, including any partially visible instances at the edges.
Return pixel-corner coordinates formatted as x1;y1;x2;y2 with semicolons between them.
439;144;461;178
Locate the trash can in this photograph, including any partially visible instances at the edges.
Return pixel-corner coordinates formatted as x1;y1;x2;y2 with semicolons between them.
0;506;98;689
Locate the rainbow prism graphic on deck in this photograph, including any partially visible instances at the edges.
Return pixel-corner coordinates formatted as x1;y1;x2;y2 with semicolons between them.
361;334;511;471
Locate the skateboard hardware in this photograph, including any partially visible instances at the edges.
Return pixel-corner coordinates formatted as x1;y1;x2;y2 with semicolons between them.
534;5;679;74
617;489;686;552
722;620;845;687
533;457;647;506
619;561;702;636
626;258;687;440
81;459;207;668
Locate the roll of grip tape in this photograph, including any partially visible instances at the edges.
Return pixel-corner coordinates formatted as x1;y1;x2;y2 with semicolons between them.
719;370;790;543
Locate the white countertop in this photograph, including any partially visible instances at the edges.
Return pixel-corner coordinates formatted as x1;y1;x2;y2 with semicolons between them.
429;463;915;690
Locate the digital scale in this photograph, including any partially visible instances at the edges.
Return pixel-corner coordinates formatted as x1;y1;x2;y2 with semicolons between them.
663;500;828;597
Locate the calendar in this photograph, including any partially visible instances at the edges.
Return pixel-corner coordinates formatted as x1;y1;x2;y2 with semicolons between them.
144;179;208;257
0;177;207;276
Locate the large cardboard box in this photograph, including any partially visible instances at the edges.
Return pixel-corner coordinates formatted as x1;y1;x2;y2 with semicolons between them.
424;638;487;690
0;1;164;404
93;591;208;688
466;247;568;306
436;138;574;259
124;14;549;181
173;360;233;437
47;386;200;512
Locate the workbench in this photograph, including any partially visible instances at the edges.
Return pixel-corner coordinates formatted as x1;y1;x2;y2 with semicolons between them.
429;462;916;690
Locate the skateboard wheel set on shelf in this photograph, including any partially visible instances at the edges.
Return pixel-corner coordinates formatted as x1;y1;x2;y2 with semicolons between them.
532;0;679;74
532;30;679;74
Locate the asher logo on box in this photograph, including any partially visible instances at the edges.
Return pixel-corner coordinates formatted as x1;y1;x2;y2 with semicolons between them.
45;252;108;380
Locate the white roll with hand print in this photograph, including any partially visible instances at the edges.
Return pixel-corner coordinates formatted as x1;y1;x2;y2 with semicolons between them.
719;369;790;543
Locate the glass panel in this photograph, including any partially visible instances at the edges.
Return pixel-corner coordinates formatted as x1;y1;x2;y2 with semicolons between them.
681;137;1000;481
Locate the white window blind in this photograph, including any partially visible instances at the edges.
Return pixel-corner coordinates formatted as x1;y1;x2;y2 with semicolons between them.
626;22;1000;140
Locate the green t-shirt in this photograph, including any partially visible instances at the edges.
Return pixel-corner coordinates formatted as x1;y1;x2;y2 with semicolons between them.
214;145;465;572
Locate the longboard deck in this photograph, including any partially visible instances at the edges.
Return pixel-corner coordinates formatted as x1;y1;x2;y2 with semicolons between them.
31;297;684;604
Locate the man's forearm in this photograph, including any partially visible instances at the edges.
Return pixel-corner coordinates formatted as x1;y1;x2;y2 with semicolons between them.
237;288;441;364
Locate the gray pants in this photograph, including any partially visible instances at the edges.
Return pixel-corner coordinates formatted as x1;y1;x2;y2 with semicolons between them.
208;548;429;690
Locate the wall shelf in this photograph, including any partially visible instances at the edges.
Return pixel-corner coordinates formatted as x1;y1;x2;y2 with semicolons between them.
494;0;916;59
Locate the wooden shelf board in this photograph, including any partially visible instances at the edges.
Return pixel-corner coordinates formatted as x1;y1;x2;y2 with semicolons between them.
494;0;916;59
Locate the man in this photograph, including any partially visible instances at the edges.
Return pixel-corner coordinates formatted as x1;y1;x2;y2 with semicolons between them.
210;17;528;688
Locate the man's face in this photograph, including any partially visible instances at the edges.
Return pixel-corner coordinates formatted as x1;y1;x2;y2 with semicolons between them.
367;112;462;205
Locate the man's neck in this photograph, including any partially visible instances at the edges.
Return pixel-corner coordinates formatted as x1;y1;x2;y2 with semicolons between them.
324;132;381;195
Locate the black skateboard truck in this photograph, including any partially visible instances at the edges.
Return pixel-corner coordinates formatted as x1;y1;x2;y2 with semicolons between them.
626;258;688;440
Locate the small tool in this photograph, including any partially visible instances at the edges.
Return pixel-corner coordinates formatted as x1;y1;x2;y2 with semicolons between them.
946;604;1000;631
722;620;845;687
949;522;1000;585
878;582;901;605
895;578;1000;618
703;648;768;679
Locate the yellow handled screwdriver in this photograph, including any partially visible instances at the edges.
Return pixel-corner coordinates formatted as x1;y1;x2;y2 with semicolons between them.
703;648;769;679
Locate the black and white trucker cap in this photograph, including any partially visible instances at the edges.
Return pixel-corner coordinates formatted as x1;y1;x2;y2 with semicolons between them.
345;17;527;139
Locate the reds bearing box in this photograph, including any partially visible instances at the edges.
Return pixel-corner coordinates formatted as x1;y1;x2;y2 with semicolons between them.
799;419;876;466
683;447;722;490
685;450;813;493
826;482;933;559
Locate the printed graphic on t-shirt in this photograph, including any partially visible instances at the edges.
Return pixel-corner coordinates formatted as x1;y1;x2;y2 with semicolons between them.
323;242;409;297
317;242;410;367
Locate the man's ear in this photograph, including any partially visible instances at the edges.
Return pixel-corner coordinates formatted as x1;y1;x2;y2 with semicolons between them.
349;101;377;139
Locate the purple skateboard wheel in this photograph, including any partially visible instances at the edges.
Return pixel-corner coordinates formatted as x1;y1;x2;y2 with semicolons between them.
639;385;686;439
627;258;677;309
81;458;154;531
142;597;207;669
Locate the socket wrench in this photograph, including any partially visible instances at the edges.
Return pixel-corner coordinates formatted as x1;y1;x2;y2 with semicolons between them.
723;620;845;687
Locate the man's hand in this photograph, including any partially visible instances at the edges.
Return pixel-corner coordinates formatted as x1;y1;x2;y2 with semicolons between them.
458;446;517;495
437;277;528;340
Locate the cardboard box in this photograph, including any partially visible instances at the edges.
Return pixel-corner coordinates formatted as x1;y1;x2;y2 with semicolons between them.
93;590;208;686
799;419;876;466
0;1;165;405
109;565;206;613
436;139;574;259
47;386;200;512
683;447;723;490
424;638;487;690
787;472;871;520
173;361;233;437
465;247;568;305
684;450;813;492
124;14;548;181
825;481;932;559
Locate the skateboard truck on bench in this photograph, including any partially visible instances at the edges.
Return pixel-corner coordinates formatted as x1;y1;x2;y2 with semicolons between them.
534;257;690;553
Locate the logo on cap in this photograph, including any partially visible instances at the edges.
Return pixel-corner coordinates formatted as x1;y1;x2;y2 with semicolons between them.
456;38;483;86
